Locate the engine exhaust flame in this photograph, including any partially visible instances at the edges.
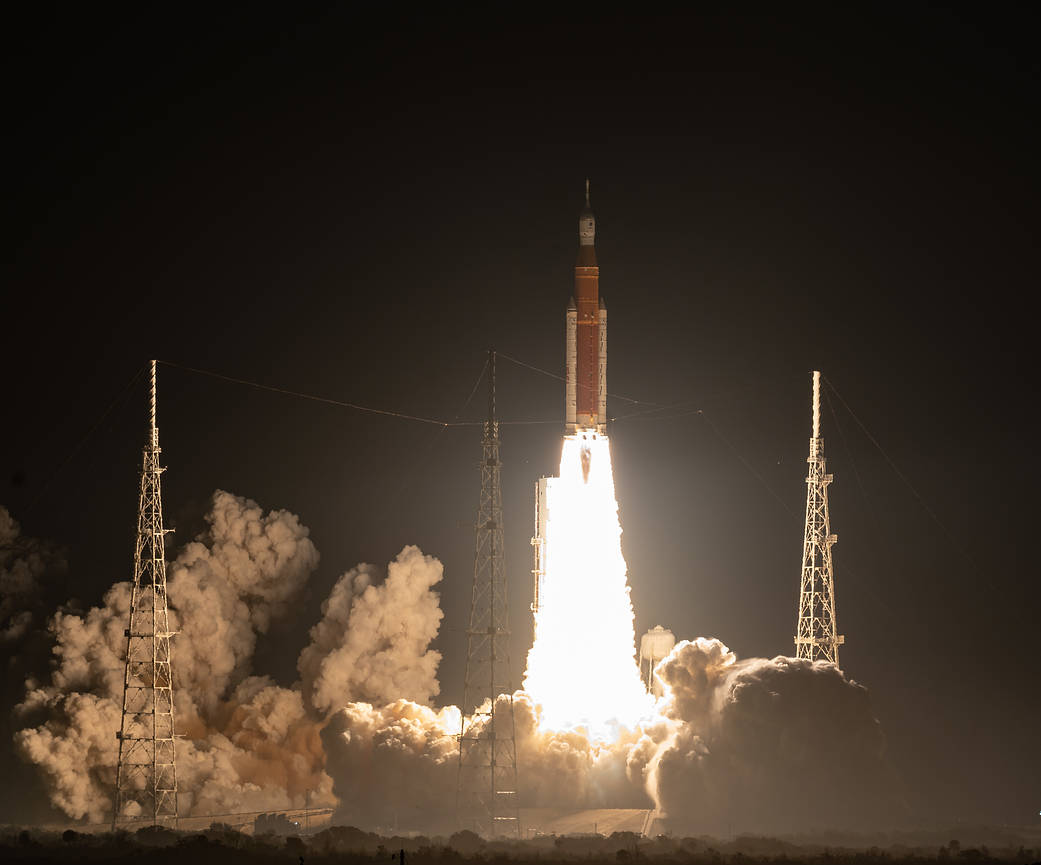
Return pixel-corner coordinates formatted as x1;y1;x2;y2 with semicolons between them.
523;432;652;740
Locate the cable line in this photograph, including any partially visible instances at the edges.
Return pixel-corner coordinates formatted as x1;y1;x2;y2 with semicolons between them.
821;375;977;569
159;360;460;428
26;364;147;513
697;410;800;521
496;352;664;407
159;357;676;429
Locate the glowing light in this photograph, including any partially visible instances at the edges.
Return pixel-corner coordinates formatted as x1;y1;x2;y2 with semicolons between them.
523;432;653;740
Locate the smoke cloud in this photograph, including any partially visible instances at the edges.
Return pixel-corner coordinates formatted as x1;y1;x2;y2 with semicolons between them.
647;638;904;835
320;640;901;836
299;545;444;715
176;676;332;818
7;493;901;836
13;491;328;822
322;699;462;833
169;490;320;714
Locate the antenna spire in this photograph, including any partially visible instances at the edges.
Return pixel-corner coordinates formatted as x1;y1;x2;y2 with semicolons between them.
812;370;820;441
150;360;158;445
585;178;590;207
114;362;178;828
488;349;496;425
794;370;845;668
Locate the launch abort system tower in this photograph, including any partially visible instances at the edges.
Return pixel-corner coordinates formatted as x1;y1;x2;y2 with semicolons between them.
794;370;845;667
457;350;520;838
113;360;179;827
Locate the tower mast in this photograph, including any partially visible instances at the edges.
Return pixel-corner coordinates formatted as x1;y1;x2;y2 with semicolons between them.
114;360;178;827
457;350;520;837
794;371;845;667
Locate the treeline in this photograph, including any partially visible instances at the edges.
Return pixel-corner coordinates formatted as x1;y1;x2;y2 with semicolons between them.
0;824;1036;865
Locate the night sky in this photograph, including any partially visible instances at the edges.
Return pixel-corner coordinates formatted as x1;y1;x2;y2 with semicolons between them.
4;9;1038;827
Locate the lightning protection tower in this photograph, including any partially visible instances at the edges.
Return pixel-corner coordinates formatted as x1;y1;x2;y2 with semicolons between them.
457;350;520;838
794;370;845;667
114;360;178;828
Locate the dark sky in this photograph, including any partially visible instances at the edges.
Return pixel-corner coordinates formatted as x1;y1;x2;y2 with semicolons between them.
4;8;1039;828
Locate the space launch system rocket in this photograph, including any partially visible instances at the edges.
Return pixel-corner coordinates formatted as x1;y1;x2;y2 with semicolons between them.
565;180;607;435
531;183;608;623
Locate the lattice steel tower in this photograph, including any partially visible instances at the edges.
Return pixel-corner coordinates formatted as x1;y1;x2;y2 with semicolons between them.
114;360;178;827
457;350;520;838
794;370;845;668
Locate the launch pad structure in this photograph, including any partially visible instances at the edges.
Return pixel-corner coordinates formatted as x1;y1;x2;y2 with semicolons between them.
113;360;179;827
457;350;520;838
794;370;845;667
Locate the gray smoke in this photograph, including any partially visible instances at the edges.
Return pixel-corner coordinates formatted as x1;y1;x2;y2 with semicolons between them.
647;637;904;835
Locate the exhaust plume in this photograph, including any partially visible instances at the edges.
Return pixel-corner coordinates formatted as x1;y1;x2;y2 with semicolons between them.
523;435;651;738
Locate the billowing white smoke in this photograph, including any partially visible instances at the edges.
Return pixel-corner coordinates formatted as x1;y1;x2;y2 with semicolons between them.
322;700;462;833
299;546;444;714
170;491;320;715
321;690;654;834
8;484;900;835
321;640;900;835
12;491;454;825
177;676;332;817
14;491;329;822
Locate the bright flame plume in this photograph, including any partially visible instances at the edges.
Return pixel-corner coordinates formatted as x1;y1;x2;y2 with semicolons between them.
523;432;652;740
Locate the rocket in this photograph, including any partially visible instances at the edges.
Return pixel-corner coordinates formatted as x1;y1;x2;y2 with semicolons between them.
565;180;607;436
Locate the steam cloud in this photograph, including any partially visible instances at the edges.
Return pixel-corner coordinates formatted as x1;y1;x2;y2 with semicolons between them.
647;638;904;834
14;492;330;822
5;495;900;835
320;645;901;835
299;546;444;714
